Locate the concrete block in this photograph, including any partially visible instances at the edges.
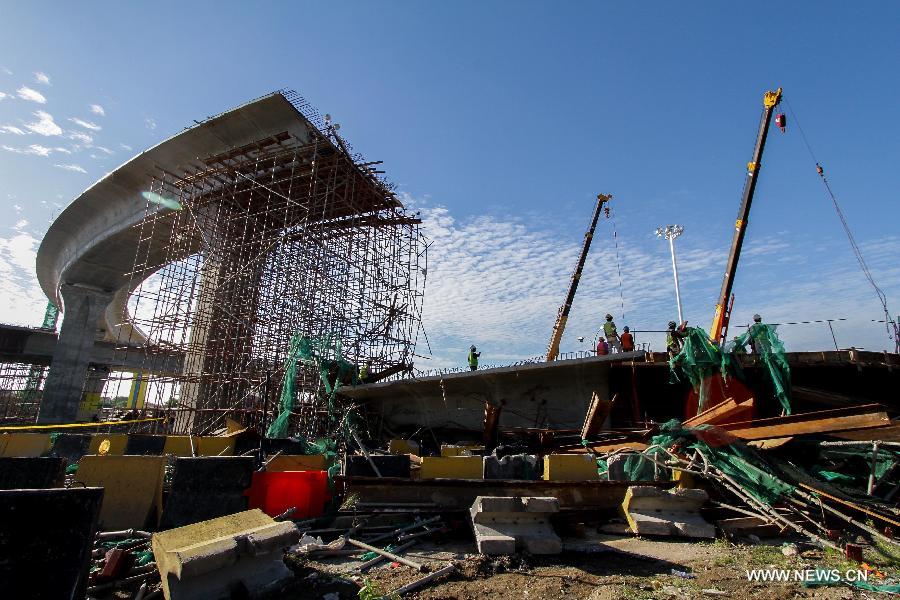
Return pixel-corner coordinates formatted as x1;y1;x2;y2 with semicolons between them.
0;456;65;489
77;455;166;530
160;457;254;530
388;439;420;455
125;434;167;455
543;454;601;481
0;487;103;599
153;509;299;600
469;495;561;555
420;456;484;479
0;433;51;457
622;485;715;538
89;433;128;455
483;454;541;480
346;454;411;478
265;454;327;472
523;496;559;513
49;433;92;463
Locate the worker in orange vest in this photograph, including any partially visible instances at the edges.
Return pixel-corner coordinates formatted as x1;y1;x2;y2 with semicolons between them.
620;326;635;352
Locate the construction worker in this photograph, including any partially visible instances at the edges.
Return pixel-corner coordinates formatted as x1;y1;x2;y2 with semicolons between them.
666;321;687;356
467;345;481;371
732;336;747;354
603;314;621;352
748;314;770;354
596;336;609;356
620;326;635;352
359;361;371;382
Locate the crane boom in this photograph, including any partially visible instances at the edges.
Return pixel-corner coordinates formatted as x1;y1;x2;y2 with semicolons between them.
546;193;611;361
709;88;782;345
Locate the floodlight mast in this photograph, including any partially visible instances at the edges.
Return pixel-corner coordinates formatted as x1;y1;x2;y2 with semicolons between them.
656;225;685;325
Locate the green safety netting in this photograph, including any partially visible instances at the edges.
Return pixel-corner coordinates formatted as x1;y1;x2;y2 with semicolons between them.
622;419;795;505
266;333;362;493
723;323;792;415
669;325;792;415
267;334;357;440
668;327;725;413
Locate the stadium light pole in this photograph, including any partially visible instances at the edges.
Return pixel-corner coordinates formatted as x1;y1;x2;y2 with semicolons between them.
656;225;685;325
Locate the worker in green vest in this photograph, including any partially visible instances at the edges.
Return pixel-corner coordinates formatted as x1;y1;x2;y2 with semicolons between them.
603;314;621;352
359;361;371;383
467;345;481;371
666;321;687;356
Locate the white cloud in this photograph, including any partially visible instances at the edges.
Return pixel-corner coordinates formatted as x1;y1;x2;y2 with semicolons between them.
16;86;46;104
1;143;69;157
13;204;22;212
0;230;48;327
0;92;8;101
34;71;50;85
24;111;62;136
14;219;28;230
68;131;93;145
1;67;12;75
0;125;26;135
94;145;113;155
90;104;105;116
120;143;133;151
54;163;87;173
69;117;101;131
145;118;157;130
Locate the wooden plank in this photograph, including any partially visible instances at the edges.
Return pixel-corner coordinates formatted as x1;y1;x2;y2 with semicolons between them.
581;392;616;439
684;397;754;427
726;412;890;441
829;423;900;442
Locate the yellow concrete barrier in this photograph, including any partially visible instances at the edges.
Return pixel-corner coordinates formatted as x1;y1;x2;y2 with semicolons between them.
197;437;235;456
0;433;51;457
420;456;483;479
77;455;166;530
162;436;235;456
88;434;128;456
162;436;197;457
440;444;483;457
265;454;327;471
543;454;601;481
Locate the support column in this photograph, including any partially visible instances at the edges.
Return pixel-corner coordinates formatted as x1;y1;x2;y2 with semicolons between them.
37;284;112;424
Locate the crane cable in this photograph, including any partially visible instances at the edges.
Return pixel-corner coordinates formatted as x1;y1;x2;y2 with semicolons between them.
608;200;627;322
785;98;899;352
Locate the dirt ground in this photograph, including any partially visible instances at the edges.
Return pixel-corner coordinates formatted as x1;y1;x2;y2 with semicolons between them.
281;533;900;599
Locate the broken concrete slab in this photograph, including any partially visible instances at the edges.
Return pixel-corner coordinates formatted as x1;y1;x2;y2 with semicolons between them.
622;486;715;538
153;508;299;600
483;454;540;480
470;495;562;555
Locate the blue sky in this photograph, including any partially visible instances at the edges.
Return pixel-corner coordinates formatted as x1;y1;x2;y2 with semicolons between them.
0;2;898;369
